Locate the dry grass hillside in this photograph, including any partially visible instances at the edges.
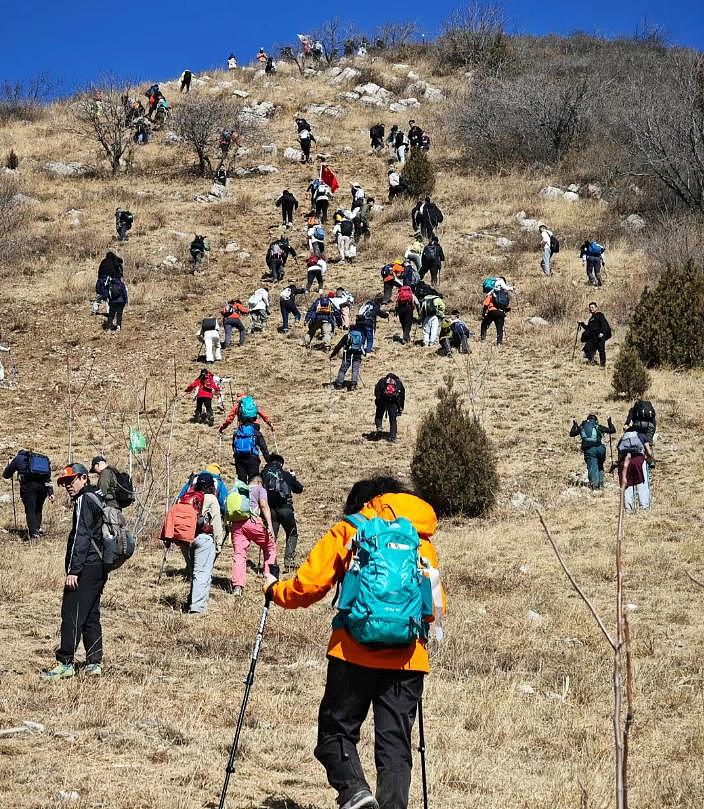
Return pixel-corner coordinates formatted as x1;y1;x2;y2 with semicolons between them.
1;54;704;809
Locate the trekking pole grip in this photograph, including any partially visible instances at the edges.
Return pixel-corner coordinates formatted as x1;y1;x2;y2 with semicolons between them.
265;563;280;605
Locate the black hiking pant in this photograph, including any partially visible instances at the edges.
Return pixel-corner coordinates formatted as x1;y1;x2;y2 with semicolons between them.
420;262;440;286
315;658;424;809
235;453;260;483
315;199;329;222
117;223;129;241
301;140;312;162
480;310;505;345
194;397;214;425
269;504;299;563
397;305;414;343
583;338;607;366
106;304;124;330
281;204;295;225
20;479;48;537
57;563;107;664
307;268;324;292
180;78;191;93
375;400;400;440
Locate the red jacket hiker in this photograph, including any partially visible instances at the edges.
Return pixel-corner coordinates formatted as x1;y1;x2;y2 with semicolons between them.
185;371;221;400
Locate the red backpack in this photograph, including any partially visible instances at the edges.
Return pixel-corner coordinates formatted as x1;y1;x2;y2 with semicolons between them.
161;489;212;544
384;377;400;398
397;286;413;305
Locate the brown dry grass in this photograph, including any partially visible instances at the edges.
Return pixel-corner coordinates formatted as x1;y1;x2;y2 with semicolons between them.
1;54;704;809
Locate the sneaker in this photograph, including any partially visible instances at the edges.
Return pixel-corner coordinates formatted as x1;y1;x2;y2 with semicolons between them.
339;790;378;809
84;663;102;677
40;662;75;682
333;382;344;390
232;586;243;597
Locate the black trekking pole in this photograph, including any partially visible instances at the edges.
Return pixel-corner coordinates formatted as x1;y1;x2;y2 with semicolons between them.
418;698;429;809
571;323;581;360
218;564;279;809
10;476;18;532
608;431;614;465
157;543;170;584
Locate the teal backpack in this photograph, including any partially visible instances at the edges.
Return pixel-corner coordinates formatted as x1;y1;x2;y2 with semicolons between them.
579;419;600;448
238;395;258;422
332;513;433;647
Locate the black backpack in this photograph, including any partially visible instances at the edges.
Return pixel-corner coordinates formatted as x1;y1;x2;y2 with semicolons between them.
201;317;217;332
111;468;136;509
491;288;510;310
340;220;353;237
262;465;291;507
549;233;560;254
632;400;655;424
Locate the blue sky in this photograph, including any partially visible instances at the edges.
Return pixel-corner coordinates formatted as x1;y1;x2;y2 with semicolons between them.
1;1;702;94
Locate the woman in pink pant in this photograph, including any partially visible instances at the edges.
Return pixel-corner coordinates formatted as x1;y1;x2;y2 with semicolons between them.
230;477;277;596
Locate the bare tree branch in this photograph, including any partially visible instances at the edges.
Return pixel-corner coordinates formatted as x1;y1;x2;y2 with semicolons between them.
534;506;617;650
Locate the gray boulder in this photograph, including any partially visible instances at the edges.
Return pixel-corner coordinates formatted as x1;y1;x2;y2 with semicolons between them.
44;161;89;177
622;213;646;231
539;186;564;200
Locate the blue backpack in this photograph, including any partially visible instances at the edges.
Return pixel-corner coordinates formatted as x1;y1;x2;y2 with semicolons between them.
482;277;497;294
587;241;604;258
25;452;51;477
347;329;364;354
491;288;510;310
238;395;258;422
333;513;433;647
234;423;258;455
313;225;325;241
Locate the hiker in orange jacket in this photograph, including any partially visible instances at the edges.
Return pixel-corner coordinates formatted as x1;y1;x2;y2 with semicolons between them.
264;477;445;809
218;393;274;434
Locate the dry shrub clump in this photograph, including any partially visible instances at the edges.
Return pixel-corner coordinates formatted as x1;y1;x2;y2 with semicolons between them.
532;282;579;323
626;260;704;367
611;345;651;398
411;376;497;516
400;147;435;198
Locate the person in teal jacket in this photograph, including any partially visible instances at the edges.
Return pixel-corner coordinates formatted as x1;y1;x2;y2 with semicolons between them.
570;414;616;488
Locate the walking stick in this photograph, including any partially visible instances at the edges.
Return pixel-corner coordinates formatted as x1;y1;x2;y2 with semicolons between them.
608;430;614;465
157;544;170;584
10;476;18;532
571;323;581;360
218;565;279;809
418;698;429;809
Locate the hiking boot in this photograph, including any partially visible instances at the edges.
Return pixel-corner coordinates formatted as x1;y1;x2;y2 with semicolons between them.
348;383;357;391
40;662;75;682
339;790;378;809
84;663;102;677
232;586;243;597
333;382;343;390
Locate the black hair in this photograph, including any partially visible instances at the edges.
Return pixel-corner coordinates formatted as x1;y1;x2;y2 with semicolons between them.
343;476;413;515
588;301;598;308
268;453;284;465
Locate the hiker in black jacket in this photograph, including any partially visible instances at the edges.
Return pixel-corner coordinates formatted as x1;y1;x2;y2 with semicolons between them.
41;463;107;681
3;450;54;539
408;120;424;149
412;197;443;240
374;374;405;442
579;302;612;367
280;283;306;332
92;251;123;315
369;123;385;150
420;237;445;286
275;189;299;227
358;295;389;353
261;454;303;569
332;318;366;391
115;208;133;241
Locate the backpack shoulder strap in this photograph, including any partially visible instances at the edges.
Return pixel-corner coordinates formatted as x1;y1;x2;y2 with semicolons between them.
84;492;106;559
342;512;368;532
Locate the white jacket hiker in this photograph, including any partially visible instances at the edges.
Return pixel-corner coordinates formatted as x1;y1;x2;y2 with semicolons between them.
539;224;553;276
198;319;223;363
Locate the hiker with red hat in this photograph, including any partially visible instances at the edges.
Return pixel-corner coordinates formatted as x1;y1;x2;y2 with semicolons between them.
40;463;107;681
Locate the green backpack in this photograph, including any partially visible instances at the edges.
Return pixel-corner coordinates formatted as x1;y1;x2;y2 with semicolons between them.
225;480;251;522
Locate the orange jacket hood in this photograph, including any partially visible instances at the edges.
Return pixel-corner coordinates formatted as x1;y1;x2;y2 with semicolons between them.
364;492;437;538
